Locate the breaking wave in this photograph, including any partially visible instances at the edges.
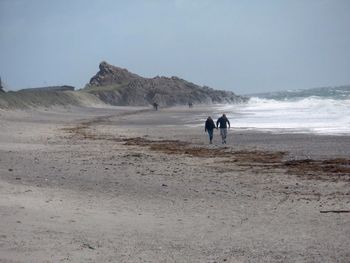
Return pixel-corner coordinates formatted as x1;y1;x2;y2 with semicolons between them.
221;87;350;135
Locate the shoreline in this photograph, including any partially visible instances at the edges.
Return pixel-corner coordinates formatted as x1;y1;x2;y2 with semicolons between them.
0;105;349;262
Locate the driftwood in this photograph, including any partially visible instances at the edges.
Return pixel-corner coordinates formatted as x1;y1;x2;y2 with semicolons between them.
320;210;350;214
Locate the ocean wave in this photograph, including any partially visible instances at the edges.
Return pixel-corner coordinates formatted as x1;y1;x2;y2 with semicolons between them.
219;96;350;135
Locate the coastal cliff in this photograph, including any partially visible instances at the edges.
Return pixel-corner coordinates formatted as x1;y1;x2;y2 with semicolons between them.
84;61;246;106
0;62;246;109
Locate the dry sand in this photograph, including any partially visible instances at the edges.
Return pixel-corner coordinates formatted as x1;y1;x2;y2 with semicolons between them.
0;105;349;263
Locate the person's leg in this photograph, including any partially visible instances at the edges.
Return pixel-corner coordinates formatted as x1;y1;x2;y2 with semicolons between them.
220;128;227;144
220;128;224;144
208;129;213;144
223;128;227;143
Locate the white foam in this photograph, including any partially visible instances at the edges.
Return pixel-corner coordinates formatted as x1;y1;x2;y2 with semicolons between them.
218;97;350;135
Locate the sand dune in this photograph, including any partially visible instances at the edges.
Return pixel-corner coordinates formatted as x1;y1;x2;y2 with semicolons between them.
0;90;108;109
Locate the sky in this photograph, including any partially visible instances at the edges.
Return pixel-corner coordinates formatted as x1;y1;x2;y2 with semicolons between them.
0;0;350;94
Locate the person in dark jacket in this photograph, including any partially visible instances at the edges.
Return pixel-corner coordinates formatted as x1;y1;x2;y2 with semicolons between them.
216;114;230;144
153;102;158;111
205;116;216;144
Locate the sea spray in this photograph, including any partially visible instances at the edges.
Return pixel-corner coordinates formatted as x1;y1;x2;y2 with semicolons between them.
220;87;350;135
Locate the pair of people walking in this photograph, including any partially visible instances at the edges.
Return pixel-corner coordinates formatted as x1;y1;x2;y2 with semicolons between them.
205;114;230;144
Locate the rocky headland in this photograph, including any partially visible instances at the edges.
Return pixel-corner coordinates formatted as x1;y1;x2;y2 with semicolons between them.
84;61;246;106
0;62;246;109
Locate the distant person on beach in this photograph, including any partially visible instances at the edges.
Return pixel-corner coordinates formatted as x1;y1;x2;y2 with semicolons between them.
188;102;193;108
216;114;230;144
205;116;216;144
153;102;158;111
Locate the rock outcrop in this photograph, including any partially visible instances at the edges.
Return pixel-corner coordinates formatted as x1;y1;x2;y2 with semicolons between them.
85;61;246;106
0;62;247;110
89;62;140;86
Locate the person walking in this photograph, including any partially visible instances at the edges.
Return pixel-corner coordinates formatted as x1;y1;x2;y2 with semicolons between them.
153;102;158;111
216;114;230;144
205;116;216;144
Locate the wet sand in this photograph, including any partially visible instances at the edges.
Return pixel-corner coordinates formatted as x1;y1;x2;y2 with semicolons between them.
0;105;349;262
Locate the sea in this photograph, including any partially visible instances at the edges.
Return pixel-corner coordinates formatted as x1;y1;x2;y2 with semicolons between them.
217;86;350;135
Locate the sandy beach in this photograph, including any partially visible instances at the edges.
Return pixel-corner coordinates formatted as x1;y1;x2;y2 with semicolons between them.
0;105;349;263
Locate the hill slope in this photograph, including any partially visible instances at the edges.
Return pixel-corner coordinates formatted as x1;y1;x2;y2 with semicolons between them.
84;61;246;106
0;90;104;109
0;62;246;109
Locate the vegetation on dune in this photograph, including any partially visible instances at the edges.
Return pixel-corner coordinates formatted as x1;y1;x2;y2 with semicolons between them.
83;83;126;93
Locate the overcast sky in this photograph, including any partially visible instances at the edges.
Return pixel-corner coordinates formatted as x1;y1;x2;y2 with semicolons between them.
0;0;350;94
